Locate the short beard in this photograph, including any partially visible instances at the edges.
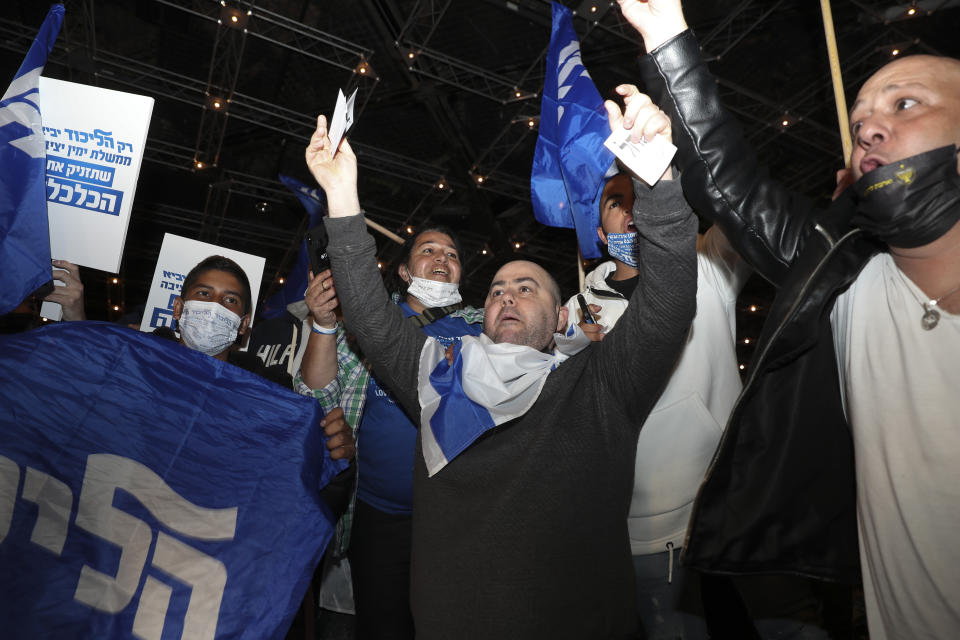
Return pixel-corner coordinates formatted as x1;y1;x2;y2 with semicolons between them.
485;317;556;352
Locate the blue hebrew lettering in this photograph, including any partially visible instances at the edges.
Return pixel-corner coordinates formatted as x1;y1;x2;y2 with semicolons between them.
150;307;175;329
92;129;114;149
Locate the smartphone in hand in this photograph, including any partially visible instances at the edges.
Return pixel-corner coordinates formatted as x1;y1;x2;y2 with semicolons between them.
305;223;331;276
577;294;596;325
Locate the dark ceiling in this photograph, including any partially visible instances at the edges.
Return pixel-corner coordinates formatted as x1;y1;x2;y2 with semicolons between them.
3;0;960;328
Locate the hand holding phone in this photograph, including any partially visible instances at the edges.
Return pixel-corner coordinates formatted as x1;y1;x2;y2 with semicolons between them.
577;294;596;325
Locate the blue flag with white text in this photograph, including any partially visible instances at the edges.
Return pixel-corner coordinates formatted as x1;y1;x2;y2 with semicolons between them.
0;322;346;639
530;1;615;259
0;4;64;316
258;175;328;319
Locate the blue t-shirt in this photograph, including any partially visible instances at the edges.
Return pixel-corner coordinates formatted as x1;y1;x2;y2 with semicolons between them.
357;303;483;514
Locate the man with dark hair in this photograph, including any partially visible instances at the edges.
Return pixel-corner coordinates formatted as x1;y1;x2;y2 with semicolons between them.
565;165;747;638
618;1;960;637
168;255;252;362
303;92;697;638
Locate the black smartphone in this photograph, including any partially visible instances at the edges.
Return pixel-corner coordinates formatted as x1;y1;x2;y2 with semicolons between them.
576;294;596;324
305;223;330;276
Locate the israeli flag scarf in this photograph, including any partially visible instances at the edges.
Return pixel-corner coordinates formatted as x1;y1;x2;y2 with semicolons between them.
417;325;590;476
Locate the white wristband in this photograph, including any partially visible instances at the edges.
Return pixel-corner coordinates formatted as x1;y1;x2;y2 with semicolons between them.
311;321;338;335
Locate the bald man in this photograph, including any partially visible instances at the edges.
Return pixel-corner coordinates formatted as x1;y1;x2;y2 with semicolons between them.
618;1;960;637
304;102;697;638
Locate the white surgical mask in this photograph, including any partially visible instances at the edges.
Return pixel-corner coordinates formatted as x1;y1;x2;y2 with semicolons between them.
606;232;639;268
406;276;462;308
178;299;243;356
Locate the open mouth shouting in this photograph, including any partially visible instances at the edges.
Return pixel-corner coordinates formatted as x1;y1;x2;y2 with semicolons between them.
860;155;886;176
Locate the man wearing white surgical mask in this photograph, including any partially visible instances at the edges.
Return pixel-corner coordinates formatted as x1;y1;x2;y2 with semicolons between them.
295;226;483;640
171;255;252;361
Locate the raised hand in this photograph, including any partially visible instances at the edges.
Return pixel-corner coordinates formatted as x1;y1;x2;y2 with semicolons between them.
604;84;672;144
617;0;688;52
305;268;339;329
305;114;361;217
605;85;674;181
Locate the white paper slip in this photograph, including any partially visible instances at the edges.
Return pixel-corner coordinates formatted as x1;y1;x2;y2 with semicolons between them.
603;128;677;186
328;87;358;156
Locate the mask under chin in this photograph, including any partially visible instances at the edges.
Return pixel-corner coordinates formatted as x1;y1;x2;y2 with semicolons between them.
852;144;960;248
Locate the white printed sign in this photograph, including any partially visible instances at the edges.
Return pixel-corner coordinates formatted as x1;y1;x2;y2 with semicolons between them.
39;77;153;272
140;234;265;333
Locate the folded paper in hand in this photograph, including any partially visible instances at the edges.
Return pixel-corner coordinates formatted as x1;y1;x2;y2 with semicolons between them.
329;88;358;157
603;128;677;186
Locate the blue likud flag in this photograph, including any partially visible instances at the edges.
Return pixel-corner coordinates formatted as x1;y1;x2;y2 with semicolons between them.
0;4;64;316
530;1;615;259
258;174;328;319
0;322;346;639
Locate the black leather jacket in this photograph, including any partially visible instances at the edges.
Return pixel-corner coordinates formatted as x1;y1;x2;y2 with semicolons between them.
639;30;883;584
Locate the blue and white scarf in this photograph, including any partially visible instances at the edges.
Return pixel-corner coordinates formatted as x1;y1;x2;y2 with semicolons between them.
417;325;590;476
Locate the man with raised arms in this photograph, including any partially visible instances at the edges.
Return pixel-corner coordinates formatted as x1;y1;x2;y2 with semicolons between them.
304;95;697;639
616;1;960;637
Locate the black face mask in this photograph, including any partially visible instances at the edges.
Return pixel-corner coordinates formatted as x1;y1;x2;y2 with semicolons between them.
852;145;960;248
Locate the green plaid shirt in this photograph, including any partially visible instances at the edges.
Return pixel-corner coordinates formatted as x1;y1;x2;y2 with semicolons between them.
294;297;484;553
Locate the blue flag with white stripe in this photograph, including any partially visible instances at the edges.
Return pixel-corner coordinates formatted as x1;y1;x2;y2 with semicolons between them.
0;322;346;639
258;175;328;319
530;1;615;260
417;328;590;476
0;4;64;316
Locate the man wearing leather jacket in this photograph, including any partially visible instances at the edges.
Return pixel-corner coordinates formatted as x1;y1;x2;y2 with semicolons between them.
615;1;960;638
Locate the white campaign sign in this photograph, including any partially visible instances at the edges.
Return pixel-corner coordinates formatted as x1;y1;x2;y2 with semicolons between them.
140;234;265;333
38;77;153;272
37;77;153;321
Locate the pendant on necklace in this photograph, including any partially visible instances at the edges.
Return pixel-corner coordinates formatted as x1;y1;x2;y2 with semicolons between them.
922;305;940;330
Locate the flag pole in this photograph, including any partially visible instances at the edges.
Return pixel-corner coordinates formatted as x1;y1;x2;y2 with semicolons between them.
365;218;405;245
819;0;853;165
577;248;585;291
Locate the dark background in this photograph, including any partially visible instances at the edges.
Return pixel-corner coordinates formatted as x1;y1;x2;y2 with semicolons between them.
4;0;959;370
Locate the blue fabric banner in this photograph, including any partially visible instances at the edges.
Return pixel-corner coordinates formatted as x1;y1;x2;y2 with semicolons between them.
0;4;64;315
258;175;328;319
530;1;615;259
0;322;345;639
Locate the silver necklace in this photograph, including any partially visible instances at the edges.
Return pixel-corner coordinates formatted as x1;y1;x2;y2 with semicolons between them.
898;269;960;330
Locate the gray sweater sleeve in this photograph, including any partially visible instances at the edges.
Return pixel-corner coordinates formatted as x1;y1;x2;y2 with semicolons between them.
324;214;426;419
593;178;698;421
